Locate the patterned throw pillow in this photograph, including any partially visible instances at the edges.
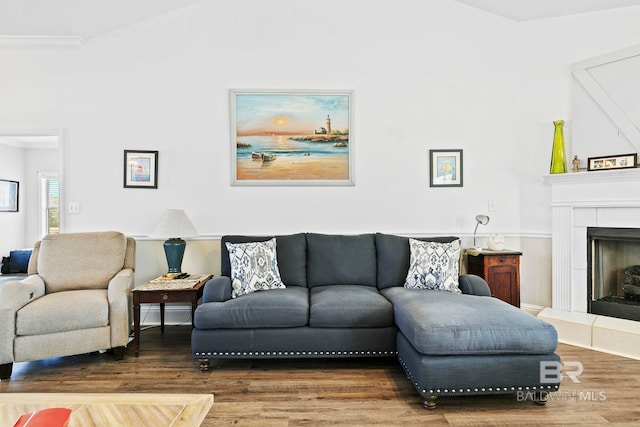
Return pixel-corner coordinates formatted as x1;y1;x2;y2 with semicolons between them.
226;238;286;298
404;238;461;293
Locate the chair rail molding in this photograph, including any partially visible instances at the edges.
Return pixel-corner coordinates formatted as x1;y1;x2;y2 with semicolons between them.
0;35;84;50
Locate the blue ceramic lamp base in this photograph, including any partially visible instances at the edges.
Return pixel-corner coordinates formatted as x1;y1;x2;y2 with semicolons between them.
164;238;186;273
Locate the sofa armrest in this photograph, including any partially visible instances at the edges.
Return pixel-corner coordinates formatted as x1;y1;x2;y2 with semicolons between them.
459;274;492;296
107;268;134;347
0;274;45;309
0;275;45;364
202;276;232;302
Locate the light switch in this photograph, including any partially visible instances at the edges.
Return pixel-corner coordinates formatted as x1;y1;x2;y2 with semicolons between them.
67;202;81;214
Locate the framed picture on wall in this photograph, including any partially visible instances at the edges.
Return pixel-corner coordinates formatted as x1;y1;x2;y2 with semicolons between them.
0;179;19;212
230;89;354;186
429;149;463;187
124;150;158;188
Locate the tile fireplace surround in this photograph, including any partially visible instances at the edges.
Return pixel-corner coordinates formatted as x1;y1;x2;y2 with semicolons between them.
541;168;640;360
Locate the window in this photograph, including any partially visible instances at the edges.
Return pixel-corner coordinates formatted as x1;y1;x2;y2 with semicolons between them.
40;172;60;237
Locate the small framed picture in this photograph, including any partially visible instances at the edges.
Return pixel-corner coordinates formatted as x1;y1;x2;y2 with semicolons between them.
587;153;637;171
429;149;463;187
124;150;158;188
0;179;19;212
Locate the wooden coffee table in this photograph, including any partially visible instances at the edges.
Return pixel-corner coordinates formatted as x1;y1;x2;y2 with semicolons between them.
132;274;212;356
0;393;213;427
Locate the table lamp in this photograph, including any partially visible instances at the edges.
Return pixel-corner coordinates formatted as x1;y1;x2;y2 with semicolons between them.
473;214;490;249
149;209;198;274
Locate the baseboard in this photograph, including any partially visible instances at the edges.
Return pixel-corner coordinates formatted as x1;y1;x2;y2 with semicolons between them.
138;304;193;326
538;307;640;361
520;303;545;316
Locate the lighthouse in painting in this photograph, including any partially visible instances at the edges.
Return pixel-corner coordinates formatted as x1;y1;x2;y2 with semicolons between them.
326;115;332;135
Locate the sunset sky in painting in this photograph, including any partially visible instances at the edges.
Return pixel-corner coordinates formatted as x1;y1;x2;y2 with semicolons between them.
234;92;350;136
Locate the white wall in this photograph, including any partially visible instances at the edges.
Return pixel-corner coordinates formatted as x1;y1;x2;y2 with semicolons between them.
3;1;640;307
0;1;525;237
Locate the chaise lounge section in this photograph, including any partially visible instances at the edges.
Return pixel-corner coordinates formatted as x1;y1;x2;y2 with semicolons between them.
192;232;560;408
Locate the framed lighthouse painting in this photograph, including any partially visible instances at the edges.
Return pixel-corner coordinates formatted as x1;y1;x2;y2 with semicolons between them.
230;89;354;186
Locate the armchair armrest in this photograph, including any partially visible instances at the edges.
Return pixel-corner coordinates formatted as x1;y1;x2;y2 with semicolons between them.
107;268;134;347
0;275;45;364
202;276;232;302
459;274;492;297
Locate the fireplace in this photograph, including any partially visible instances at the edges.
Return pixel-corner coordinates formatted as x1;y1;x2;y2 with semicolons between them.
588;227;640;322
541;169;640;360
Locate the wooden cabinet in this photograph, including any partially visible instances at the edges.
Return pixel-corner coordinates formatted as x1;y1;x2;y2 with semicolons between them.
466;250;522;307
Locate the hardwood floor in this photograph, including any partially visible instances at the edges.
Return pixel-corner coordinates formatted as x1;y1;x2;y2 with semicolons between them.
1;326;639;426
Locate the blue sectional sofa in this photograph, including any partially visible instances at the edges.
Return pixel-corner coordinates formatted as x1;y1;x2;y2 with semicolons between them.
191;233;560;408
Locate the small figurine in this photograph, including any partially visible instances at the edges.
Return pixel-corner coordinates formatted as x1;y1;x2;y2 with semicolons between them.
572;155;580;173
487;233;505;251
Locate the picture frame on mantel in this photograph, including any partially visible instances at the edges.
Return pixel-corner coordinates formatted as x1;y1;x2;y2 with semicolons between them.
124;150;158;189
230;89;354;186
587;153;637;171
429;149;463;187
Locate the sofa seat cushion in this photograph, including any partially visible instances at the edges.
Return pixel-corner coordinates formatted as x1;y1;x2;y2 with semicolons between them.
194;287;309;329
16;289;109;336
381;287;558;355
309;285;394;328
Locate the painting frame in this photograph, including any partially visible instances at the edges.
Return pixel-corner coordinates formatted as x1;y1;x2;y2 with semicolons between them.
230;89;354;186
429;149;463;187
587;153;637;171
124;150;158;189
0;179;19;212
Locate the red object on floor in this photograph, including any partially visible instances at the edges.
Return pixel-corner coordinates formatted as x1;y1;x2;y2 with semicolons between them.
13;408;71;427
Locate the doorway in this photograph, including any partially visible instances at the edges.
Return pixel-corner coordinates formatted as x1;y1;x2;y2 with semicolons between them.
0;130;64;252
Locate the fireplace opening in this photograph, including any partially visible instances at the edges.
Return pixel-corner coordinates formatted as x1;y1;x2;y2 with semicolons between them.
588;227;640;322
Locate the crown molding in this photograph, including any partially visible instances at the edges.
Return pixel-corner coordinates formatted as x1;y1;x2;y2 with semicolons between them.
0;35;84;50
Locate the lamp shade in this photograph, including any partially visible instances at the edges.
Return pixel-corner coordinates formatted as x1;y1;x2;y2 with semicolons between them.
475;214;490;226
149;209;198;239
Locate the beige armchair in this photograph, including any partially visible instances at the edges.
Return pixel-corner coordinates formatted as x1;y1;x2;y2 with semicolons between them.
0;231;135;380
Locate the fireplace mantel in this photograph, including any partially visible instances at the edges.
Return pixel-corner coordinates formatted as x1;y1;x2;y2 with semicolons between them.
539;168;640;360
543;169;640;208
543;168;640;185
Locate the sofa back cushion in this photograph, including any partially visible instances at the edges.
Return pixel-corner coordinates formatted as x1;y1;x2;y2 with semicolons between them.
306;233;377;287
375;233;459;289
37;231;127;293
221;233;307;287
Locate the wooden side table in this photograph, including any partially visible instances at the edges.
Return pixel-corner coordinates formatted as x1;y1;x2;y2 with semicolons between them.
466;249;522;307
132;274;212;356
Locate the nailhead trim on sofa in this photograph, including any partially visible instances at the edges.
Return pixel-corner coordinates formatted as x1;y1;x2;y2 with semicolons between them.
195;350;398;357
399;358;560;395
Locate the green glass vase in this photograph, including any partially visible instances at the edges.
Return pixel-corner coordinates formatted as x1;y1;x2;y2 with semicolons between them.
550;120;567;174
